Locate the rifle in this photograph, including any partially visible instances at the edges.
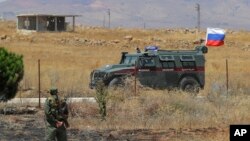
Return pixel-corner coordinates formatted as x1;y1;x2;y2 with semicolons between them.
59;98;70;128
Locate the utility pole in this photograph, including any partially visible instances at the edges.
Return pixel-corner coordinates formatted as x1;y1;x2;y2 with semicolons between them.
195;3;201;32
38;59;41;108
107;9;110;28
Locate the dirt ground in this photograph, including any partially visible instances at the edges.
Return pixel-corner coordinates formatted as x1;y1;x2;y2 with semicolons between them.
0;109;227;141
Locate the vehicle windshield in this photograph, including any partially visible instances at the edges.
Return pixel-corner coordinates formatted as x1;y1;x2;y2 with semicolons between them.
120;56;137;65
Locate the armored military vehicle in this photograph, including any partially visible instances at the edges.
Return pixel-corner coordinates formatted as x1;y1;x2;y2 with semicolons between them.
89;45;207;92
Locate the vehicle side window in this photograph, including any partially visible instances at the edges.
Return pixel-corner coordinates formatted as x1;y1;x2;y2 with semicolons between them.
162;61;175;69
122;56;137;65
139;57;156;68
180;55;196;69
130;57;137;65
159;55;174;61
182;61;196;69
180;55;195;61
124;56;131;64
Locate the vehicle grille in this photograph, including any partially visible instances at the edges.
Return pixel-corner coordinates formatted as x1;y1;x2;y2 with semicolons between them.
92;71;106;80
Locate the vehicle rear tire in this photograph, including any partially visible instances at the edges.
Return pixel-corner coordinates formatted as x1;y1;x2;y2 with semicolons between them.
179;77;200;94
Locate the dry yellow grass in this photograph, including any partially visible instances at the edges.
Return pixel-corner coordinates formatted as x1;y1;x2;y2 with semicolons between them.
1;21;250;140
67;89;250;141
1;21;250;96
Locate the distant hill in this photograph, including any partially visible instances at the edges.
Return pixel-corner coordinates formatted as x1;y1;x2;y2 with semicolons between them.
0;0;250;30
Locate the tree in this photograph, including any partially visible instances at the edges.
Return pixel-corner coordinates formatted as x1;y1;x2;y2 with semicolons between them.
0;47;24;102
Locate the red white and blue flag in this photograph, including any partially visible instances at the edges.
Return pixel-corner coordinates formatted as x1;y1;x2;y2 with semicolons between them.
205;28;226;47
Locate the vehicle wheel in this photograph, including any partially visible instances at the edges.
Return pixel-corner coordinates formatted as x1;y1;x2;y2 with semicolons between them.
108;78;122;88
179;77;200;94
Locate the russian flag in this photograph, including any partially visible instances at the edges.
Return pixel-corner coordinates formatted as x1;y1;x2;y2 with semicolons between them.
205;28;226;47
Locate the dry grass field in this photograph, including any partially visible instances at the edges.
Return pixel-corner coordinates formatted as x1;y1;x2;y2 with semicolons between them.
1;21;250;140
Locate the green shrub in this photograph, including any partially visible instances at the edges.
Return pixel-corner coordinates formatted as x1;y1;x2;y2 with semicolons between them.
95;81;108;120
0;47;24;102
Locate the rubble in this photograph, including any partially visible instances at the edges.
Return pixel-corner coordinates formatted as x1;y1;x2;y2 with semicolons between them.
124;35;133;42
0;34;7;40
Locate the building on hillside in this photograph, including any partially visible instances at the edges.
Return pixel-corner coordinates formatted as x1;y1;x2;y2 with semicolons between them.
16;14;80;32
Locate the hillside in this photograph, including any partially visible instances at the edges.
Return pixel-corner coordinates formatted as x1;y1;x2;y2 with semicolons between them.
1;0;250;29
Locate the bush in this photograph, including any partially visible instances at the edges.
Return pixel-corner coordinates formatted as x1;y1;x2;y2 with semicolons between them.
95;81;108;120
0;47;24;102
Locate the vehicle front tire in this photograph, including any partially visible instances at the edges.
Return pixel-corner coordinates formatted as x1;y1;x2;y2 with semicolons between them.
108;77;122;88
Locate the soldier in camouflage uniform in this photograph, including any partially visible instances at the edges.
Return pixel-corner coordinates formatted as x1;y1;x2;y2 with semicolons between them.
44;88;69;141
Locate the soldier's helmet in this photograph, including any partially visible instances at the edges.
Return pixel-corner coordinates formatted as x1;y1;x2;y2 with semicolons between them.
48;87;59;107
50;87;58;95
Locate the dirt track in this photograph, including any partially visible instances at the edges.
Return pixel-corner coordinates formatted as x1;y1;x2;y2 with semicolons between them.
0;109;227;141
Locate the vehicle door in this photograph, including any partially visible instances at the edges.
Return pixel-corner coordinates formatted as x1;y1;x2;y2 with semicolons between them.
136;56;160;88
159;55;179;88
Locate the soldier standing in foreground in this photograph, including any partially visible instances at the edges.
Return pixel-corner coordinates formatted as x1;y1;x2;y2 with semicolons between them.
44;87;69;141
